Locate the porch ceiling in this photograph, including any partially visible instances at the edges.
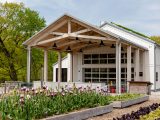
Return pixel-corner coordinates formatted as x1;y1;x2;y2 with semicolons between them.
23;14;148;51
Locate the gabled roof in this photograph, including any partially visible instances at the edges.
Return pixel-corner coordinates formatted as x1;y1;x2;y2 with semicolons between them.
23;13;149;50
23;13;119;46
100;21;155;44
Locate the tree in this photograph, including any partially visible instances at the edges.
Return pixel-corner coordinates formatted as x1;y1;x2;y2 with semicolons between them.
0;2;45;81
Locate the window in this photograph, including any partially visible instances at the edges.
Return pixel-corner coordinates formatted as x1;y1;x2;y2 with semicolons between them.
108;54;116;64
121;53;134;64
156;72;158;81
83;54;91;64
121;53;127;64
83;68;114;83
83;67;129;93
83;53;116;64
139;72;143;77
100;54;107;64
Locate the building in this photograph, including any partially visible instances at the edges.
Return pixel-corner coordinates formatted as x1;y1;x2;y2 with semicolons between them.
23;14;160;93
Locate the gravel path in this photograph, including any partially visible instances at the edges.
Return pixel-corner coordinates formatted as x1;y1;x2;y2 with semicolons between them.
88;96;160;120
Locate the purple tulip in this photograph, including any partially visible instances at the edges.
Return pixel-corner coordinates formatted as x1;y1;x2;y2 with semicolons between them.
21;87;27;91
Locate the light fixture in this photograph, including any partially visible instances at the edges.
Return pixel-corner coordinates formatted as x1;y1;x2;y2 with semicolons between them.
79;49;83;52
76;37;79;40
121;47;124;51
88;41;92;44
66;46;71;52
100;40;105;46
111;44;115;48
52;43;57;49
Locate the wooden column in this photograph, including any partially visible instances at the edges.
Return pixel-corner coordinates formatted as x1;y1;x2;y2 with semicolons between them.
127;45;132;92
68;52;73;82
44;49;48;82
142;50;146;81
135;49;140;81
27;46;31;83
116;42;121;94
58;51;62;82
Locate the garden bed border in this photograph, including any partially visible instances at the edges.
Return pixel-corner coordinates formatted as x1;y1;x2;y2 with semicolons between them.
112;95;149;108
42;104;113;120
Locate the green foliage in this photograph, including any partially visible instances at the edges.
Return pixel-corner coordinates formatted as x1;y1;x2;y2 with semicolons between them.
31;48;60;81
111;22;150;39
150;36;160;44
140;108;160;120
108;93;143;101
0;88;111;120
0;2;45;81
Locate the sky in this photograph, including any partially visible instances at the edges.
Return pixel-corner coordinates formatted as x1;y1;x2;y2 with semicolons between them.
1;0;160;36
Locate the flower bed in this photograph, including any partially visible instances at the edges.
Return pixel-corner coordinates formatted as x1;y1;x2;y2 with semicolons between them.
109;93;144;101
43;104;113;120
0;86;111;120
110;94;148;108
140;106;160;120
113;103;160;120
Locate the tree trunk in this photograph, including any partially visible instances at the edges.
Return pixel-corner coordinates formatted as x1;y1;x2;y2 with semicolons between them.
0;37;18;81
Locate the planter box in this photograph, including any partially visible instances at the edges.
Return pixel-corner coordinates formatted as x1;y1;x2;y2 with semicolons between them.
112;95;149;108
42;104;113;120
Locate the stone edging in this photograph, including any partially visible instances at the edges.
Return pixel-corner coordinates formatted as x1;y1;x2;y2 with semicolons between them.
112;95;149;108
41;104;113;120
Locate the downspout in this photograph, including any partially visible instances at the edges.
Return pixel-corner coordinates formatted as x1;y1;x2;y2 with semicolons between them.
154;44;156;91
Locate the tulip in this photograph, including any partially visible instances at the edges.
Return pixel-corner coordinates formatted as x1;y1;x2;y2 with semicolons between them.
20;94;24;98
21;87;27;91
32;88;35;91
26;88;29;93
20;97;25;105
26;95;31;99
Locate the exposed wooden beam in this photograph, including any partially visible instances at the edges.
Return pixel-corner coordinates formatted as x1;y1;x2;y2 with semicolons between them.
72;29;91;34
37;34;68;45
71;43;87;51
31;20;68;46
37;32;116;46
68;20;71;33
52;20;68;31
58;40;78;49
73;43;96;52
51;32;64;36
70;33;115;41
71;19;116;39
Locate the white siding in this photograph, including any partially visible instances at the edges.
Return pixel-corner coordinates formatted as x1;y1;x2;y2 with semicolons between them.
102;24;155;90
53;56;69;82
155;46;160;89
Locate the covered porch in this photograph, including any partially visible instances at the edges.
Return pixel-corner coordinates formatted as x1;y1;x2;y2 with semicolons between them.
23;14;148;94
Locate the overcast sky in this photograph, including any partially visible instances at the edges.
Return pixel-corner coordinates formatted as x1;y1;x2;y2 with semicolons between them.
1;0;160;36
